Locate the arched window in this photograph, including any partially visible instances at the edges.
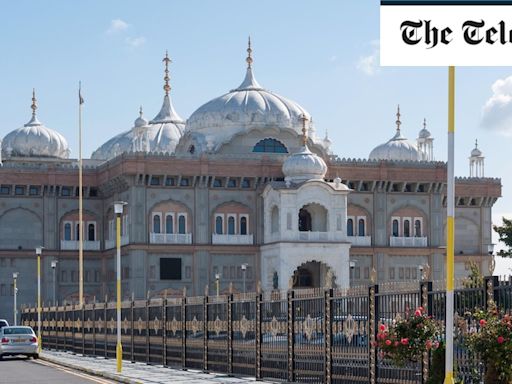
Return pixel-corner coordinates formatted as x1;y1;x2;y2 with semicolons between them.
64;223;71;241
240;217;247;235
271;206;279;233
228;216;235;234
404;220;411;237
298;209;312;232
347;219;354;236
215;216;223;234
76;223;81;241
415;220;422;237
178;215;186;234
88;223;95;241
153;215;161;234
358;219;365;236
392;219;399;237
252;138;288;153
166;215;173;234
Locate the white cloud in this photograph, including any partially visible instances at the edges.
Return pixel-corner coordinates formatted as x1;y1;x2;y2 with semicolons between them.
481;76;512;136
125;36;146;48
356;42;380;76
107;19;129;34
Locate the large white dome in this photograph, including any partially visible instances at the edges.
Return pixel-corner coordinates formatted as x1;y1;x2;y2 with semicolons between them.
2;92;69;159
91;98;184;161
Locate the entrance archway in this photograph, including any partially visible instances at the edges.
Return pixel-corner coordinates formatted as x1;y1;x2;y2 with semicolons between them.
291;261;335;288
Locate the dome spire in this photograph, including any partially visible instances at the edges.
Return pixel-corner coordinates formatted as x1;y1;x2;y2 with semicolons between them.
246;36;253;69
163;50;172;96
423;117;427;130
31;88;37;117
395;104;401;132
25;89;42;127
300;113;308;146
475;138;478;149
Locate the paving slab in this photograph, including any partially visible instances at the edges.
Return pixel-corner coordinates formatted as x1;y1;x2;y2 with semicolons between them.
40;350;283;384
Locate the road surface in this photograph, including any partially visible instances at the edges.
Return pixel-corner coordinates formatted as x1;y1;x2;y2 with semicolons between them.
0;356;115;383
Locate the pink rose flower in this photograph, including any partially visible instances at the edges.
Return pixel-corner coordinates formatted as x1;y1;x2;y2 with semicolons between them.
479;319;487;327
385;339;392;346
401;338;409;345
498;336;505;344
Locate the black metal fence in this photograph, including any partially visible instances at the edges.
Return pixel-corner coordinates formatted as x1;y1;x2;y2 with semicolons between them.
21;276;510;384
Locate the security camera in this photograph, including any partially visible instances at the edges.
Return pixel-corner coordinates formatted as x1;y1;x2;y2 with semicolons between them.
419;265;424;272
349;261;356;269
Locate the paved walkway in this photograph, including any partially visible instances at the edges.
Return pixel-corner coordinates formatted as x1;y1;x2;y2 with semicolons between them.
41;350;280;384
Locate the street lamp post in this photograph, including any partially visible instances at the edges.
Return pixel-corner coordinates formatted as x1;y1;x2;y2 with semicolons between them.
215;273;220;296
114;201;127;373
51;260;58;305
12;272;18;326
35;246;43;353
241;264;247;294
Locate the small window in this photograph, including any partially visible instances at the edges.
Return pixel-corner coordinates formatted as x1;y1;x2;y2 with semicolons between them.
0;185;11;195
165;177;175;186
153;215;161;234
89;187;98;197
228;216;235;234
240;217;248;235
76;223;81;241
213;179;223;187
88;223;95;241
180;178;189;187
14;186;25;195
215;216;223;234
160;258;182;280
252;138;288;153
414;220;422;237
404;220;411;237
392;219;399;237
358;219;365;237
61;187;71;197
29;186;40;196
64;223;72;241
165;215;173;234
389;267;395;280
241;179;251;188
228;179;237;188
347;219;354;236
150;176;160;186
178;215;186;234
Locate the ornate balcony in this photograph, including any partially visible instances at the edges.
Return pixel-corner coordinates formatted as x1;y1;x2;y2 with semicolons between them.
60;240;101;251
389;236;428;247
150;233;192;244
347;236;372;246
105;235;130;249
212;234;254;245
267;231;345;243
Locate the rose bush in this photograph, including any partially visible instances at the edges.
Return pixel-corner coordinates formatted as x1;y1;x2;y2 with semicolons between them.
375;306;441;367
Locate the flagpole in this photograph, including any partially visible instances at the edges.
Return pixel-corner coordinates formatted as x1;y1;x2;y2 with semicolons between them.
444;66;455;384
78;82;84;307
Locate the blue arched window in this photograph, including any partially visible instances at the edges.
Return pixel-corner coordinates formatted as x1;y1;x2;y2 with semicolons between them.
153;215;161;234
64;223;71;241
347;219;354;236
240;217;247;235
252;138;288;153
392;219;399;237
228;216;235;235
358;219;365;237
178;215;186;234
165;215;173;234
215;216;223;234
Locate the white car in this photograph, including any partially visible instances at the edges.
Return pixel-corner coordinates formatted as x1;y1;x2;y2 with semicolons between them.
0;326;38;360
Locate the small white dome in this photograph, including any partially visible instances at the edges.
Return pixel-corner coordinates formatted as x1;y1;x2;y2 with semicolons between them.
418;118;432;139
2;92;69;159
471;140;482;157
134;107;148;127
369;106;421;161
282;145;327;183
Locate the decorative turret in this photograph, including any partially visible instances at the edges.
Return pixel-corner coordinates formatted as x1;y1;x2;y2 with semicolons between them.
469;139;484;177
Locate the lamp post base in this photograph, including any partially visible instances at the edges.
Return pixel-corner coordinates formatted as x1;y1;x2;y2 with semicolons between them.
116;342;123;373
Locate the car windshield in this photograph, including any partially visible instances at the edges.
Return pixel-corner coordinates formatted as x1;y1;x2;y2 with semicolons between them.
3;327;33;335
0;321;8;328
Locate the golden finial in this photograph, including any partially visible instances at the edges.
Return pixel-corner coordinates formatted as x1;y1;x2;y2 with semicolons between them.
395;104;401;132
31;88;37;117
162;50;172;95
300;113;308;146
246;36;253;69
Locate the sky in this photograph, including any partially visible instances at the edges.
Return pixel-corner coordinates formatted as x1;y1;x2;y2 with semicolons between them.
0;0;510;272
